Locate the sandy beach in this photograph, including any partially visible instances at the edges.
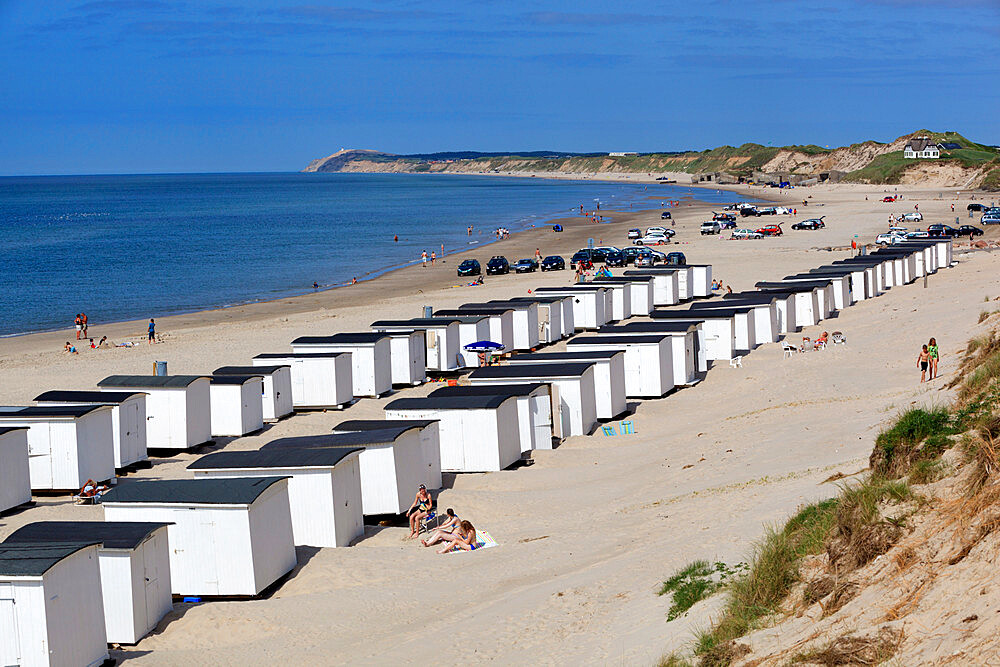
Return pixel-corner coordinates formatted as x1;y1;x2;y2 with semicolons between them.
1;180;996;664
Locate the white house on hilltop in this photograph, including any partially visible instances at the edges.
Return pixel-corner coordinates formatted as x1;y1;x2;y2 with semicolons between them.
903;136;940;159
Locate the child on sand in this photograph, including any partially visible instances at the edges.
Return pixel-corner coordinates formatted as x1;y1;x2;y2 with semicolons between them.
928;337;940;380
918;345;930;383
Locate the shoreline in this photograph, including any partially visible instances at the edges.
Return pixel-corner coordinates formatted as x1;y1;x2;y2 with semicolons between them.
0;177;738;347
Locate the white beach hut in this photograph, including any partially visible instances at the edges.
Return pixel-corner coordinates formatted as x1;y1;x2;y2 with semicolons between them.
505;295;570;343
0;405;115;491
467;301;540;350
754;284;821;329
713;294;781;342
384;394;522;473
429;383;554;452
0;427;31;514
361;328;428;384
763;280;834;319
598;321;702;386
4;521;172;646
262;427;436;515
189;446;364;548
467;362;598;438
97;375;212;451
101;477;297;597
291;333;392;398
649;310;737;362
624;269;680;306
434;308;515;355
208;375;265;437
685;306;756;352
567;335;675;398
413;315;490;367
214;365;293;422
533;286;609;330
253;352;353;410
34;390;148;470
370;318;460;374
680;264;713;298
593;275;655;316
506;350;627;420
332;419;442;491
807;266;870;301
783;274;852;310
0;542;108;667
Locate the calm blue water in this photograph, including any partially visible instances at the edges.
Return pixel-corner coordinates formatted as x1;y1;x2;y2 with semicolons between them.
0;172;738;337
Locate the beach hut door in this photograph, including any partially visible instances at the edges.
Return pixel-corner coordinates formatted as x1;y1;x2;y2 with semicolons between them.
141;538;162;632
549;384;564;439
26;426;54;489
426;330;440;368
539;308;550;341
0;585;19;666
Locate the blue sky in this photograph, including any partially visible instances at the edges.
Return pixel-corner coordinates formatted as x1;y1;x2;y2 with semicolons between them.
0;0;998;175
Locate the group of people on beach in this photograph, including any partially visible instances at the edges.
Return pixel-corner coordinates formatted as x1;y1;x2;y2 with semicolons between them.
73;313;89;339
710;280;732;293
64;336;108;354
494;228;510;240
917;337;940;383
404;485;479;554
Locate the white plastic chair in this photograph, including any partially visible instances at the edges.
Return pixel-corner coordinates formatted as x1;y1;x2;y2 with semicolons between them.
729;356;743;368
782;341;798;358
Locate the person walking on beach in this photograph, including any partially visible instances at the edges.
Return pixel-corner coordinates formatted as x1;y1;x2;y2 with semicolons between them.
928;337;940;380
534;247;541;262
148;318;156;344
81;312;88;338
917;344;930;383
421;251;428;267
430;251;436;266
74;314;82;340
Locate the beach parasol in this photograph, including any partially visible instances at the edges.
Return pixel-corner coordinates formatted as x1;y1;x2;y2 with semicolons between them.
464;341;504;352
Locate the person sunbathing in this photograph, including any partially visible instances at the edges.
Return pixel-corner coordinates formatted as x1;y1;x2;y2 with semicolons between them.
814;331;828;349
437;520;477;554
420;508;459;547
406;484;433;539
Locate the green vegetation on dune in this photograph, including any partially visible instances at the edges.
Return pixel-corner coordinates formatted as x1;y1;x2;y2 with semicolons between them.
841;151;912;184
981;167;1000;192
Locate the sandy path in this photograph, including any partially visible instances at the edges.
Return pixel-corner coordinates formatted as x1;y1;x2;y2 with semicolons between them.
0;182;995;664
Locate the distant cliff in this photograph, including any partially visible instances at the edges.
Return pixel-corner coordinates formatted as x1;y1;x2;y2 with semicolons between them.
303;132;1000;190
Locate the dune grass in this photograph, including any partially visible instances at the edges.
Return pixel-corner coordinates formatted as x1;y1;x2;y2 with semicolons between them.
871;407;953;478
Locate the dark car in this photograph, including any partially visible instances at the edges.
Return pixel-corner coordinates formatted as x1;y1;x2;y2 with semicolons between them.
740;207;760;217
541;255;565;271
927;224;959;238
604;250;626;267
513;258;538;273
457;259;481;276
713;212;737;222
571;249;593;265
486;256;510;275
957;225;984;237
663;251;686;266
660;211;672;220
968;203;988;212
791;218;825;230
589;247;609;263
622;247;643;264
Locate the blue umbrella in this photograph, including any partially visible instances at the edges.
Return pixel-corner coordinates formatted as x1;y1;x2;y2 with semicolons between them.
464;340;504;352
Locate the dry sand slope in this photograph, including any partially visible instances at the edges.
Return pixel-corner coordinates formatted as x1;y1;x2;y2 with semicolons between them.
1;183;997;665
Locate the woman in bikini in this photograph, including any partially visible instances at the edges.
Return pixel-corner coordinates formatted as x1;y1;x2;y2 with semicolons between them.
928;337;940;380
406;485;433;539
420;508;460;547
437;520;477;554
917;344;930;383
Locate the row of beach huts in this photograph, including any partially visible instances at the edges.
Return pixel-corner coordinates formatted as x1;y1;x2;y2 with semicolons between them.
0;240;952;666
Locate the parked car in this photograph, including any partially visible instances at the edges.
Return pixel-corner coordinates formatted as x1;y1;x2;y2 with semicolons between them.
636;234;669;246
882;196;896;202
791;218;825;230
589;247;609;262
635;252;657;267
627;228;641;240
571;249;593;265
906;230;930;239
541;255;565;271
604;250;626;267
983;212;1000;225
732;228;764;239
700;221;722;235
876;233;905;245
513;258;538;273
457;259;481;276
740;207;760;217
758;207;778;216
486;256;510;275
902;212;923;222
957;225;984;237
756;224;783;236
660;211;672;220
664;251;687;265
968;203;988;212
713;212;737;223
646;226;672;236
927;224;959;238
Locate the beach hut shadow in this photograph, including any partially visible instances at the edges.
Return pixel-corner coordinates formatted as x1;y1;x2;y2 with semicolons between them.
257;546;322;600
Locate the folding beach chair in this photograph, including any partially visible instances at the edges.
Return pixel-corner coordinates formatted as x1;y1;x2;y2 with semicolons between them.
729;356;743;368
620;420;635;435
782;341;798;358
831;331;847;345
601;425;617;437
419;511;441;534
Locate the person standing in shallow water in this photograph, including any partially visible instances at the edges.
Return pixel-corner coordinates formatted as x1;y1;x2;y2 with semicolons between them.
917;344;930;383
928;337;940;380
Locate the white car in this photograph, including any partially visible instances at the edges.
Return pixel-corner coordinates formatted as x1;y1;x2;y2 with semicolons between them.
627;228;641;239
732;228;763;240
906;230;930;239
646;226;667;234
875;233;906;245
637;234;669;246
902;212;923;222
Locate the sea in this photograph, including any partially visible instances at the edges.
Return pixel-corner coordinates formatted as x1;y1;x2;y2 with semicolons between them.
0;172;740;337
